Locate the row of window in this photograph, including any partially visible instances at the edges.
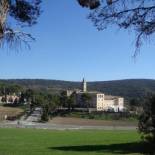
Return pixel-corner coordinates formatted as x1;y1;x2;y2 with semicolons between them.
98;107;103;110
97;94;104;98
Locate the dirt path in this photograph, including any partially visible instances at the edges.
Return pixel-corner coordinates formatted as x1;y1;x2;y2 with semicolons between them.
0;116;137;130
50;117;138;127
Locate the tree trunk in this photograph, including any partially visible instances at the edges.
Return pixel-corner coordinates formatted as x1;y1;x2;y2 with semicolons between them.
0;0;9;39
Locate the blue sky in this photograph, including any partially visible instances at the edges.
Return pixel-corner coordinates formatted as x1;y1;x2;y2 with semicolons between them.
0;0;155;81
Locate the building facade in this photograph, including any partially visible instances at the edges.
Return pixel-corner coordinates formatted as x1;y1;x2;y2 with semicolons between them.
70;79;124;112
0;94;20;104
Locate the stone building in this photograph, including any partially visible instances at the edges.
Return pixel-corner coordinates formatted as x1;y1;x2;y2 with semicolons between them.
0;94;20;104
68;78;124;112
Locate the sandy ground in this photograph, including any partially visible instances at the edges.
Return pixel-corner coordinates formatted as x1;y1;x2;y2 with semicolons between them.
0;106;23;121
50;117;138;127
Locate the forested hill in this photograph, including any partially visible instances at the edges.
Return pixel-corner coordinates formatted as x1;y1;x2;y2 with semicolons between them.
0;79;155;100
89;79;155;100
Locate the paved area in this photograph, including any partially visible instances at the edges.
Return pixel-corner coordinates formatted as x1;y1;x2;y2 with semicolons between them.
0;108;138;130
0;121;137;130
25;107;42;122
0;119;137;131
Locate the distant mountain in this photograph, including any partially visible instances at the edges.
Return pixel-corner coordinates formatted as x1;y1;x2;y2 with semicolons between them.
88;79;155;100
0;79;155;100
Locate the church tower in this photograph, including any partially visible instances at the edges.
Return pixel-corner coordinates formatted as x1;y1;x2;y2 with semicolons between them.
82;78;87;92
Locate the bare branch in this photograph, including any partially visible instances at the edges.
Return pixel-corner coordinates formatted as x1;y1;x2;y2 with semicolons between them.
0;0;41;50
87;0;155;55
0;28;35;50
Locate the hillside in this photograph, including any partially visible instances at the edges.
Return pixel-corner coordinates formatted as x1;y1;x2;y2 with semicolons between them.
88;79;155;100
0;79;155;100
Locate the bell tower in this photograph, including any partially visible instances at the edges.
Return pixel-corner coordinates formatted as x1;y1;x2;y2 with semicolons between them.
82;78;87;92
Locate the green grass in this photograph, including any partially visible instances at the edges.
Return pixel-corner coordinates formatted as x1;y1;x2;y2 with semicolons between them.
0;128;150;155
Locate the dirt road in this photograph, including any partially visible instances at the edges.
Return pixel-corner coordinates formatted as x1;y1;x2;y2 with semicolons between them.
0;116;137;130
50;117;137;127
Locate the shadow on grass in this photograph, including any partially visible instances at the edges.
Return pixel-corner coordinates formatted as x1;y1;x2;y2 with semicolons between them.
50;142;155;154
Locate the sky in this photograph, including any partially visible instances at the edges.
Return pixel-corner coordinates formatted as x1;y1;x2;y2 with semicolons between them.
0;0;155;82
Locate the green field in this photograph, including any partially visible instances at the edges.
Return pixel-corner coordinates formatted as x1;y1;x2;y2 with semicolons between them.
0;128;151;155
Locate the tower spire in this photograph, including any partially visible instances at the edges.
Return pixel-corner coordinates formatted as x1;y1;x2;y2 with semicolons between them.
82;78;87;92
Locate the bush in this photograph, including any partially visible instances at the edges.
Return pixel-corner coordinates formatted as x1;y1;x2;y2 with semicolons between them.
139;95;155;143
41;112;49;122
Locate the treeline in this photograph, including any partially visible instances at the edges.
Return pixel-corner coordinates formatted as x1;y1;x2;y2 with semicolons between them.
0;82;23;95
20;89;76;122
88;79;155;100
1;79;155;101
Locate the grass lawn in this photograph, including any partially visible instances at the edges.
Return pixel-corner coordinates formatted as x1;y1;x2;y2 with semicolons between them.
0;128;151;155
